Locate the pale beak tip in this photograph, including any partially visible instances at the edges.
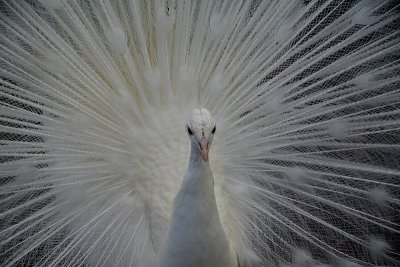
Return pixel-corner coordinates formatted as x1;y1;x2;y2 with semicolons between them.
201;152;209;161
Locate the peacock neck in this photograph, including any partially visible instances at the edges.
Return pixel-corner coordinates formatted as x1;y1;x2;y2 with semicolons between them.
157;140;236;266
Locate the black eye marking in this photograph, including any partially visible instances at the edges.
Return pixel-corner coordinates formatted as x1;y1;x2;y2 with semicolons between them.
187;126;193;135
212;125;216;134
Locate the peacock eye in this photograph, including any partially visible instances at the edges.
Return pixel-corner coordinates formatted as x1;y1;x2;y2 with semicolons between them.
212;125;216;134
187;126;193;135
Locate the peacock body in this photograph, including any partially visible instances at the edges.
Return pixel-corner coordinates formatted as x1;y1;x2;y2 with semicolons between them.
0;0;399;266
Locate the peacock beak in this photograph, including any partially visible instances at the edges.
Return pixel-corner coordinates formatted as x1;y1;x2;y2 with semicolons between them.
199;137;209;161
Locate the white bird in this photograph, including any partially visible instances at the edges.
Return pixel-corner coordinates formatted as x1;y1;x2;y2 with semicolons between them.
157;109;238;267
0;0;399;267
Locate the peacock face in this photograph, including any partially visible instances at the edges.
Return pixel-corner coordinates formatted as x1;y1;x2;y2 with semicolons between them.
187;108;216;161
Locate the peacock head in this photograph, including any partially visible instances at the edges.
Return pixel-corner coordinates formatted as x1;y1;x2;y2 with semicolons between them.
186;108;216;162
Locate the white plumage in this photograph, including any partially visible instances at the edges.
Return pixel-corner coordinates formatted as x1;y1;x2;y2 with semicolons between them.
157;109;238;267
0;0;399;266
